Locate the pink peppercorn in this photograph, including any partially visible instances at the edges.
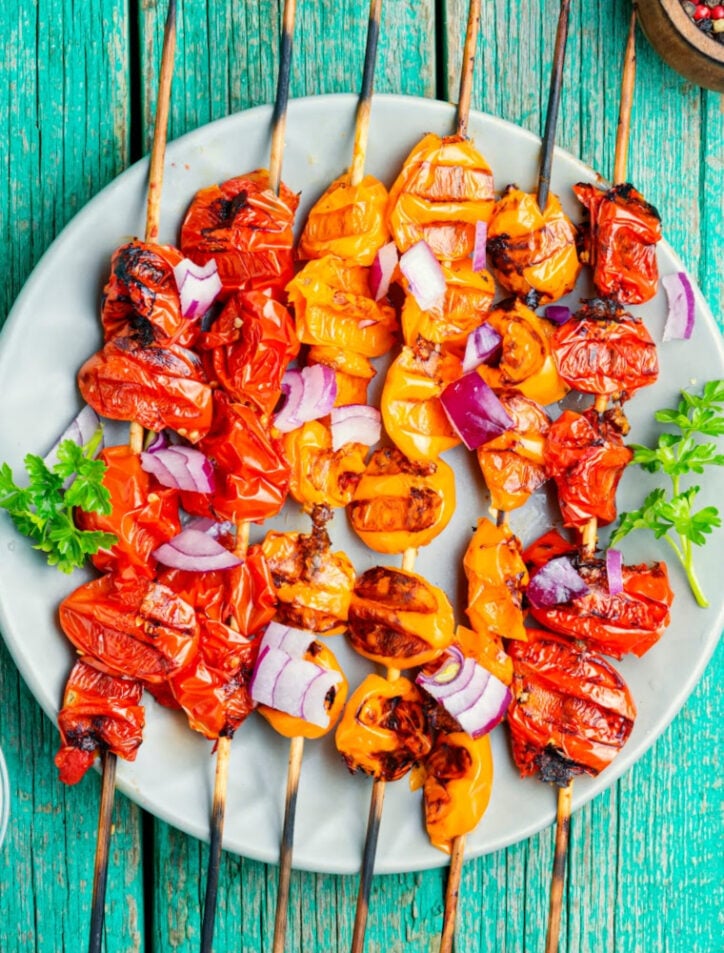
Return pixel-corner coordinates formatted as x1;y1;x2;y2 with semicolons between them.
693;3;710;18
710;4;724;17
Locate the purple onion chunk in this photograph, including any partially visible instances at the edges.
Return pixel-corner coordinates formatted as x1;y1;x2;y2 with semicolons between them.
526;556;590;608
440;371;514;450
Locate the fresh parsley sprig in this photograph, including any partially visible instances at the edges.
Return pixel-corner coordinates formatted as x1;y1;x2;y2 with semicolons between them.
0;430;117;573
610;380;724;608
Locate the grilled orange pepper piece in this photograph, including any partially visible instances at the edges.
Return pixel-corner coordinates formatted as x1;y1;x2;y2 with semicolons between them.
476;391;551;512
454;624;513;686
298;173;390;265
413;731;493;853
287;256;397;358
463;517;529;642
487;187;581;305
335;673;431;781
476;298;568;406
348;447;456;553
401;260;495;354
348;566;454;669
282;420;369;511
261;528;356;635
381;339;462;462
307;345;376;406
387;133;495;260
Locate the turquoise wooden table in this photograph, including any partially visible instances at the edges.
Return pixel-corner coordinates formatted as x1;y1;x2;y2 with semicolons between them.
1;1;722;951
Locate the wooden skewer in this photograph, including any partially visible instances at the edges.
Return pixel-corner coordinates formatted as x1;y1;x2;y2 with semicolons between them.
537;0;572;212
455;0;481;139
200;3;301;949
273;8;385;952
546;13;638;952
87;7;177;953
268;0;297;195
350;0;383;187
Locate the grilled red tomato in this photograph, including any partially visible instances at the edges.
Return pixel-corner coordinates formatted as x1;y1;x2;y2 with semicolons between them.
544;408;633;529
75;445;181;577
551;299;659;398
101;241;194;347
335;673;432;781
78;335;213;442
180;170;299;295
180;393;289;523
55;660;145;785
527;556;673;659
59;572;199;684
507;629;637;783
573;182;661;304
199;287;299;416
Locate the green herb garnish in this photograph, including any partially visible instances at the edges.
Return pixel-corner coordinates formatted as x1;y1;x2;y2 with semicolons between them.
0;430;117;573
610;380;724;608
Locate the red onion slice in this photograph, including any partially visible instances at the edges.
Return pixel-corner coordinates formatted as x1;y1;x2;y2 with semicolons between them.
461;322;503;373
140;445;215;493
152;528;242;570
44;405;102;469
527;556;590;608
273;364;338;433
330;404;382;451
544;305;572;325
662;272;695;341
472;220;488;272
440;371;514;450
260;621;316;658
399;240;446;311
605;548;624;595
370;241;398;301
250;646;342;728
173;257;222;320
417;648;511;739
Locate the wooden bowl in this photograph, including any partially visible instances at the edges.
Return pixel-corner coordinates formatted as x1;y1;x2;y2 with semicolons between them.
637;0;724;91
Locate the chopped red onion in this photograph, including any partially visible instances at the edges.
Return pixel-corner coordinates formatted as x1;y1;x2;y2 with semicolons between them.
140;445;215;493
260;621;316;658
416;646;511;739
330;405;381;451
399;240;446;311
527;556;590;608
544;305;572;325
440;372;514;450
44;405;103;469
145;430;170;454
273;364;338;433
461;322;503;373
173;257;222;320
370;241;398;301
250;646;342;728
472;220;488;272
605;548;624;595
152;528;242;570
662;272;695;341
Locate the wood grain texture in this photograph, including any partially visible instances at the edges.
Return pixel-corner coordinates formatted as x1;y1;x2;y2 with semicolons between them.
0;1;722;952
0;3;143;952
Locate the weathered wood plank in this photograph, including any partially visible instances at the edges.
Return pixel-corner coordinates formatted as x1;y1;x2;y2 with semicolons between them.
0;2;144;952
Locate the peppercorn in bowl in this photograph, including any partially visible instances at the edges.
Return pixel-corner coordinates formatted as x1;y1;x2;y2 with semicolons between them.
637;0;724;91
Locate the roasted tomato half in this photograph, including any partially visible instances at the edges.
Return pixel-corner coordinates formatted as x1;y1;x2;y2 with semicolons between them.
507;629;637;783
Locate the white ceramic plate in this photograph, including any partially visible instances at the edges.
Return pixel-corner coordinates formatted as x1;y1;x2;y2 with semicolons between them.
1;94;723;874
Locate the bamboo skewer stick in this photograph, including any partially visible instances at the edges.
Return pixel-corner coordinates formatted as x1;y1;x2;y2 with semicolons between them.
455;0;481;139
546;12;638;952
350;0;383;188
537;0;572;212
200;6;298;944
87;8;177;953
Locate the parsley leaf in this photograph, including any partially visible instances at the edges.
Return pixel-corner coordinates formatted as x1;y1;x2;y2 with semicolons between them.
612;380;724;608
0;431;116;573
